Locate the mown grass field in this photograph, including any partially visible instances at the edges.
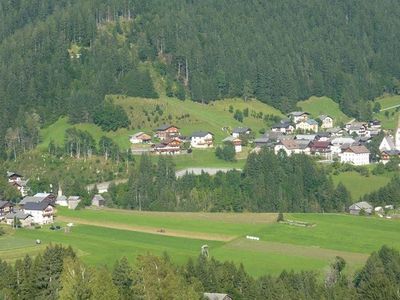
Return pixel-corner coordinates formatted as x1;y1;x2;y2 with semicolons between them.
297;96;351;125
331;171;392;201
1;209;399;277
374;95;400;130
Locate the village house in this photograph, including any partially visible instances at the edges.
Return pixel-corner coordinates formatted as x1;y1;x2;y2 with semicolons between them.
309;141;332;160
271;120;294;134
368;120;382;130
295;134;316;142
190;131;214;148
274;139;310;156
5;210;33;227
223;136;242;153
326;127;344;137
154;125;180;140
67;196;81;210
346;122;368;136
23;202;54;225
19;193;56;206
153;138;182;154
7;171;29;196
295;119;319;133
339;145;370;165
288;111;310;123
129;132;152;144
92;194;105;207
56;195;68;207
254;134;270;148
315;132;331;141
232;127;252;138
330;137;356;156
380;150;400;164
319;115;334;129
0;201;13;219
349;201;373;215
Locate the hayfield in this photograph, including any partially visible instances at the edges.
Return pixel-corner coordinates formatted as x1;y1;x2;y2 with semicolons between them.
332;171;392;201
297;96;351;125
1;209;399;277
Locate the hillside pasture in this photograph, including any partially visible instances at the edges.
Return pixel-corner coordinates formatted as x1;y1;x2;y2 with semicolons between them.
374;95;400;130
297;96;350;125
332;171;391;201
1;209;399;277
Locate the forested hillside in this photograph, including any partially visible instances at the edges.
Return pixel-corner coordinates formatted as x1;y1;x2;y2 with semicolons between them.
1;0;400;156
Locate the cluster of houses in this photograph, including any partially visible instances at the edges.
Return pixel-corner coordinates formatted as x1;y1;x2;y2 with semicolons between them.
129;124;252;154
0;172;106;227
349;201;394;217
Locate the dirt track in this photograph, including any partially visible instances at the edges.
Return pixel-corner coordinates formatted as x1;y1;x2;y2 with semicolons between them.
57;216;235;242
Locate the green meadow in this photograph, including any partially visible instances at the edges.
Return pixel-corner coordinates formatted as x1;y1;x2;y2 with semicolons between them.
1;209;399;277
374;95;400;130
297;96;351;125
332;171;392;201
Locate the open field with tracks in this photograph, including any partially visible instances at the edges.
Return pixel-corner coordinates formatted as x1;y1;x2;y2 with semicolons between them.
1;208;399;277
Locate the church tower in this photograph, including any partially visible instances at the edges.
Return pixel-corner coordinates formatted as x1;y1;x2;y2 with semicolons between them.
396;117;400;151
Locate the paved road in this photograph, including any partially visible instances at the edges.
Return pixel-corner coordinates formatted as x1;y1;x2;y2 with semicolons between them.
380;104;400;112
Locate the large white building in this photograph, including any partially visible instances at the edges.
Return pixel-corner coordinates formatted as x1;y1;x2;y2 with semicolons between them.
23;202;54;225
190;131;214;148
339;145;370;165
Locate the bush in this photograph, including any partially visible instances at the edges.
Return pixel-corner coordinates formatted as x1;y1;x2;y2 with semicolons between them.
277;212;284;222
216;143;236;161
0;227;5;236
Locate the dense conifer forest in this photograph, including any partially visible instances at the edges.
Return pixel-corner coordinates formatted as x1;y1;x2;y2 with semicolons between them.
0;244;399;299
1;0;400;154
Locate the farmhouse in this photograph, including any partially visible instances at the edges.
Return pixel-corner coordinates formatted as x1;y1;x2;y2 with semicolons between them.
5;210;33;227
92;194;105;207
346;122;368;136
23;202;54;224
7;171;29;196
295;119;319;133
380;150;400;164
67;196;81;210
339;145;370;165
309;141;332;159
288;111;310;123
155;125;180;140
254;134;270;147
223;136;242;153
319;115;334;129
274;139;310;156
129;132;152;144
271;121;294;134
349;201;373;215
326;127;344;137
190;131;214;148
153;138;182;154
0;201;13;219
232;127;252;138
20;193;56;206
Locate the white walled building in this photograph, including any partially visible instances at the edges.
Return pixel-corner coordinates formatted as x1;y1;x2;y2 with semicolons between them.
339;145;370;165
190;132;214;148
23;202;54;225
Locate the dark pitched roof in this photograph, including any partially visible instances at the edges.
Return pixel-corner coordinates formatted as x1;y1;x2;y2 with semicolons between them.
7;171;22;178
23;201;53;211
0;200;12;209
190;131;213;138
288;111;310;117
6;210;32;220
232;127;251;134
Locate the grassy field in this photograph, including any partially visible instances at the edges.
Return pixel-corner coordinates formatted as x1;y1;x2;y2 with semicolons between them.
332;171;392;201
297;96;351;125
374;95;400;130
114;96;284;143
1;209;399;277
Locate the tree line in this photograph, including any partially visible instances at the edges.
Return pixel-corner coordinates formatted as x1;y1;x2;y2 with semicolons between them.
0;244;399;299
105;149;351;213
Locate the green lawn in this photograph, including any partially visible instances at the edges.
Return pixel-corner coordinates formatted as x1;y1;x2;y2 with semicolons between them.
1;209;399;277
331;171;392;201
297;96;351;125
373;95;400;130
376;95;400;109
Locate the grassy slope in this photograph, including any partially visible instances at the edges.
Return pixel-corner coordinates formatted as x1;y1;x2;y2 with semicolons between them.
297;96;351;125
1;210;399;277
374;95;400;130
331;171;392;201
114;96;284;142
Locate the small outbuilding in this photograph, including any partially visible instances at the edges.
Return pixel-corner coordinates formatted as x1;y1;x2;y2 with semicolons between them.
349;201;373;215
67;196;81;210
203;293;233;300
5;210;33;227
92;194;105;207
